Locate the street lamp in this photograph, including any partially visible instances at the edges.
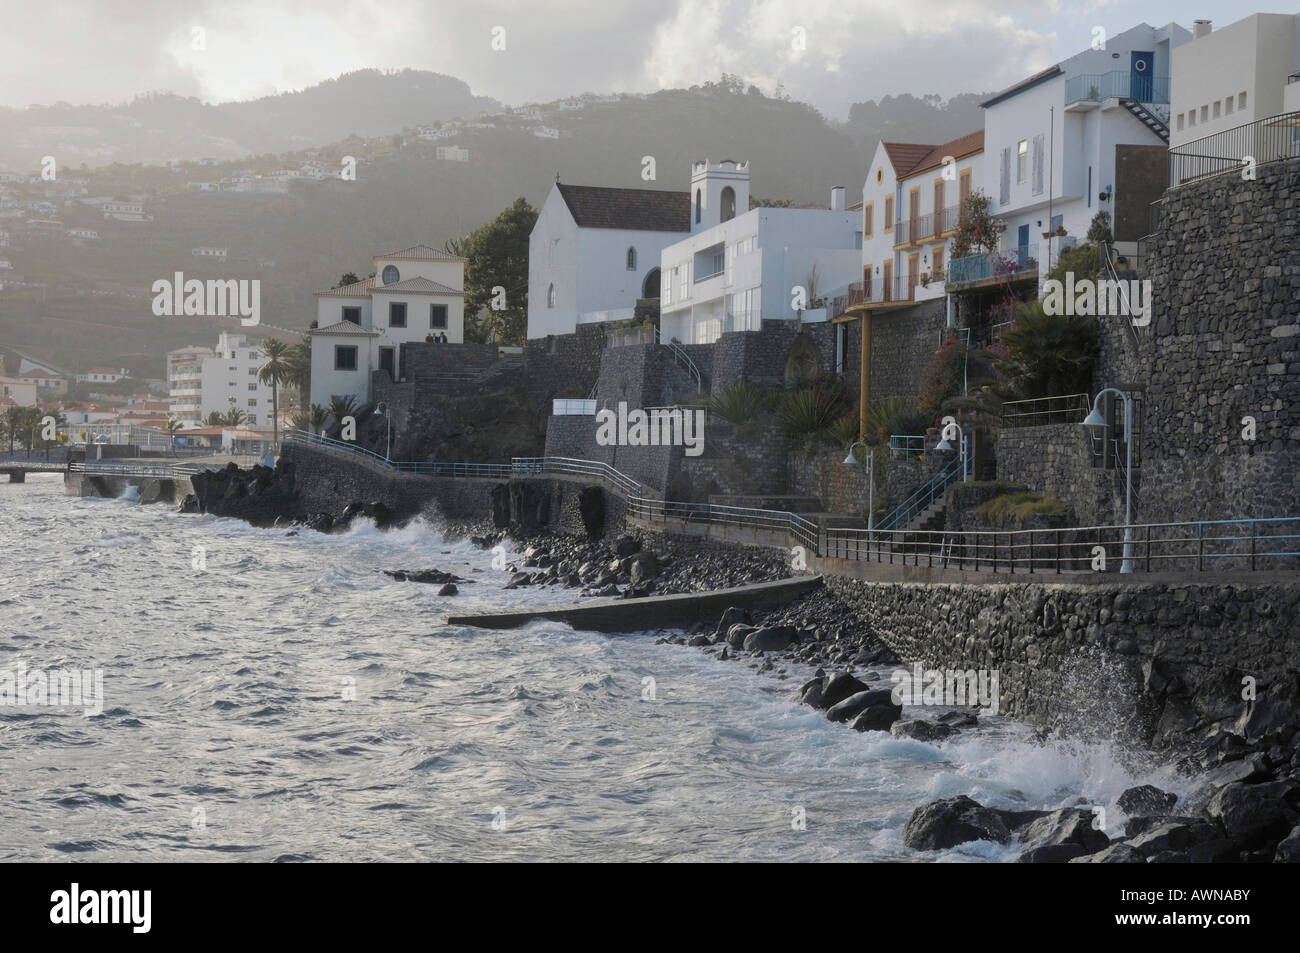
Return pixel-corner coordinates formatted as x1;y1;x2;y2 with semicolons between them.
375;402;392;461
935;416;969;482
844;440;874;539
1082;387;1134;573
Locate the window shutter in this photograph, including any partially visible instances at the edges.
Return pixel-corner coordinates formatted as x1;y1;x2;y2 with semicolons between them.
999;148;1010;206
1032;134;1045;196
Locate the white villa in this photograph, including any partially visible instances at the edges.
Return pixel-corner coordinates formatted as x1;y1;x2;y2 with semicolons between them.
658;160;862;344
966;21;1191;284
527;182;689;339
309;244;467;407
861;130;984;318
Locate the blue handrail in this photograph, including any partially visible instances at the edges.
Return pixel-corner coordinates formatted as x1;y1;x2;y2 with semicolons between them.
876;456;964;531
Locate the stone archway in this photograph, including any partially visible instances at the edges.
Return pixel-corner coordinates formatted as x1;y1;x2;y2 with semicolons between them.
642;267;661;299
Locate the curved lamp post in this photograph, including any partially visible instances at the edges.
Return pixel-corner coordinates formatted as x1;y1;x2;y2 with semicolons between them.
1082;388;1133;573
935;416;969;482
843;440;874;539
375;401;392;461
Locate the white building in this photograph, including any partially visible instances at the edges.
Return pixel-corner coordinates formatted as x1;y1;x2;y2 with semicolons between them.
77;367;129;384
659;160;863;344
861;131;984;312
958;21;1191;285
102;201;149;221
1169;15;1300;160
309;244;467;407
192;246;229;260
0;376;38;407
533;126;561;140
435;146;470;162
527;182;689;339
167;334;276;427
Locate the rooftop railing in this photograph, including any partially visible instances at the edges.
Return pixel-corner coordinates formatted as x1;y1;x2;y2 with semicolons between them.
947;243;1038;286
1000;393;1090;429
1065;71;1169;105
1169;110;1300;186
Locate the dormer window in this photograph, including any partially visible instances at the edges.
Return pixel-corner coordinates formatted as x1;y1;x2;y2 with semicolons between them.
720;187;735;222
381;265;400;285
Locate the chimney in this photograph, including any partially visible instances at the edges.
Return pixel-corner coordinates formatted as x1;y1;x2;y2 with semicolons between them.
1193;19;1211;39
830;186;845;211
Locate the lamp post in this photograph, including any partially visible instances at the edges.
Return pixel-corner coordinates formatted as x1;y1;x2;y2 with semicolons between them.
935;416;968;481
844;440;874;540
375;402;392;461
1082;388;1133;573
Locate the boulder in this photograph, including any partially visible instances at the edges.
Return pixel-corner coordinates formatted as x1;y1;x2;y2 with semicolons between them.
1020;808;1109;854
800;678;825;709
437;583;458;596
902;796;1011;851
742;625;798;652
1117;784;1178;816
849;703;903;732
715;606;750;639
827;689;896;723
890;719;957;742
613;535;641;557
1205;780;1298;840
1273;826;1300;863
1016;843;1089;863
821;671;869;709
1068;843;1147;863
726;624;756;649
628;553;660;584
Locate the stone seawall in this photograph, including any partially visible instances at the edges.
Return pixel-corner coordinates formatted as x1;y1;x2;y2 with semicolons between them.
825;574;1299;749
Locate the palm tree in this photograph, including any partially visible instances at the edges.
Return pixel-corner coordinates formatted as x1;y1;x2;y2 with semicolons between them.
284;338;312;405
3;405;20;453
17;407;44;452
165;418;183;455
326;395;359;435
259;337;292;451
221;408;249;427
309;403;328;433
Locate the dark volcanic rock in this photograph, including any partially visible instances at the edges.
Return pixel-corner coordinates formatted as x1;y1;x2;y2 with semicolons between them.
849;703;903;732
1017;843;1089;863
384;568;468;585
1068;843;1147;863
827;689;896;724
1117;784;1178;817
820;672;869;709
1020;808;1109;854
891;719;957;742
903;796;1011;851
742;625;797;652
437;583;458;596
1205;781;1298;840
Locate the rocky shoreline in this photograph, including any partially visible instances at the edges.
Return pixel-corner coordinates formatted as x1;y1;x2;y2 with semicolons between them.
179;462;1300;863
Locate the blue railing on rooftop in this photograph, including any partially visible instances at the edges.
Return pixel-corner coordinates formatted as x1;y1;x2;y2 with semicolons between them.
1065;71;1170;105
889;434;925;459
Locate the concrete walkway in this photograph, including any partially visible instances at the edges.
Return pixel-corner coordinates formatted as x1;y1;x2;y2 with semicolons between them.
447;574;823;633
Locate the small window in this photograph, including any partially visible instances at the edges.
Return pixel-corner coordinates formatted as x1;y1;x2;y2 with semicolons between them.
864;202;873;237
249;367;257;375
342;306;361;324
884;195;893;231
389;302;407;327
694;189;701;224
1213;101;1221;119
1200;105;1208;122
626;247;636;270
247;399;256;407
932;247;944;280
1239;91;1247;110
334;345;358;371
547;283;555;308
1188;111;1195;127
381;265;400;285
248;383;257;391
1177;113;1185;131
720;186;735;222
429;304;447;329
1224;97;1234;115
1016;140;1028;183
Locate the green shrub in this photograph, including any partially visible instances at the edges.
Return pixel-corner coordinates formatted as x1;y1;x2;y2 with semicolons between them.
776;377;851;442
993;303;1098;400
918;338;969;423
975;492;1068;525
706;379;768;426
829;414;860;450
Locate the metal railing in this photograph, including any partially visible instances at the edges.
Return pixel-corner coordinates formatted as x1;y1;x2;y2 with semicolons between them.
947;243;1039;286
284;429;518;478
1169;110;1300;186
888;434;925;459
1000;393;1090;429
280;429;1300;575
893;204;964;246
655;326;703;393
70;461;211;477
876;455;966;532
1065;71;1170;106
822;516;1300;575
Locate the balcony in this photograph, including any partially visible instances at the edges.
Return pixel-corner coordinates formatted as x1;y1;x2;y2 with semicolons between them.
1065;71;1169;109
893;203;964;247
947;243;1039;288
826;274;939;316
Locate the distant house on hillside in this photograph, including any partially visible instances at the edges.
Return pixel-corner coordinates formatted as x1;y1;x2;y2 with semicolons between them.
527;181;690;339
309;244;468;408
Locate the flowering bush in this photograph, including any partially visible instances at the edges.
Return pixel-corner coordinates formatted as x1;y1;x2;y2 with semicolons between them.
917;338;969;421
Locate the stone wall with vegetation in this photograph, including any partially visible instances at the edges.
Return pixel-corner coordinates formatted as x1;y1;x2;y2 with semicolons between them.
995;422;1124;526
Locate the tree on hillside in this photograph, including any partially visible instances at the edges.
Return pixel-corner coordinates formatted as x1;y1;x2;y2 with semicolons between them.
333;272;361;288
444;197;537;346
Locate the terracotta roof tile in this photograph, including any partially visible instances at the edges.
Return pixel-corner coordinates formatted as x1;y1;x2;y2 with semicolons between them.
899;130;985;180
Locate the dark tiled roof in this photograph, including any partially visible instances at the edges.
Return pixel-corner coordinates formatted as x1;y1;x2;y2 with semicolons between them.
900;130;985;179
557;183;690;232
981;65;1063;108
314;276;375;297
372;276;464;296
882;142;937;177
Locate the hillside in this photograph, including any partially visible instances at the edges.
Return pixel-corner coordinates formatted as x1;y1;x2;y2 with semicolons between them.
0;75;989;377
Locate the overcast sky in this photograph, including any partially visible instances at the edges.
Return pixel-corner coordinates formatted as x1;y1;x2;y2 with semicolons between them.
0;0;1268;118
